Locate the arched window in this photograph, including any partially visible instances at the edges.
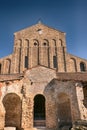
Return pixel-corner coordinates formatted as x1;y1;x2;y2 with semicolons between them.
5;59;11;74
59;39;63;46
24;39;29;69
25;39;29;48
53;56;57;68
80;62;86;72
33;39;39;47
69;58;77;72
0;63;1;74
15;39;22;47
18;40;22;73
52;39;56;47
43;39;49;46
33;39;39;65
25;56;28;69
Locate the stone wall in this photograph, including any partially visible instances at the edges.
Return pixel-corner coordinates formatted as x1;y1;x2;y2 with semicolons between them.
66;53;87;72
0;23;87;130
0;23;87;74
0;99;5;130
0;67;86;130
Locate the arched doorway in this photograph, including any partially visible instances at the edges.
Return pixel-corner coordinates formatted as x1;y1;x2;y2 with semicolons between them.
58;93;72;128
3;93;21;130
34;94;46;127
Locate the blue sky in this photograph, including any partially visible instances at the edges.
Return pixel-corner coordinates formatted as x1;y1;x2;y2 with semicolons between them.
0;0;87;59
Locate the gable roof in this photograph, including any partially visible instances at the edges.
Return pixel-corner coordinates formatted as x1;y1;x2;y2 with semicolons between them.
14;22;65;35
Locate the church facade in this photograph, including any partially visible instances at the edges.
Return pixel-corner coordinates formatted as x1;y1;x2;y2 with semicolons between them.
0;22;87;130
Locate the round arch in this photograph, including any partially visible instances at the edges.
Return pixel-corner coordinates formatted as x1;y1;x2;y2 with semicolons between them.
43;39;49;46
69;58;77;72
33;94;46;127
58;93;72;128
24;39;29;47
3;93;21;129
80;62;86;72
33;39;39;47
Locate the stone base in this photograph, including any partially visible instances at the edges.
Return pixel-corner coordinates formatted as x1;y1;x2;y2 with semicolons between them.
23;128;37;130
71;120;87;130
24;127;56;130
4;127;16;130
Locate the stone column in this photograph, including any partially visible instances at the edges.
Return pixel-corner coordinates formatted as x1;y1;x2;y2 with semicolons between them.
46;100;58;129
75;83;87;120
21;96;33;130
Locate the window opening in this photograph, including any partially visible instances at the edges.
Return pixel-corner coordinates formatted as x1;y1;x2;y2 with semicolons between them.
53;56;57;68
80;62;86;72
34;42;37;46
25;56;28;68
43;42;47;46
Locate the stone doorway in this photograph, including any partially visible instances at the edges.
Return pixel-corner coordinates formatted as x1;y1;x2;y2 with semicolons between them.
33;94;46;127
3;93;21;130
58;93;72;128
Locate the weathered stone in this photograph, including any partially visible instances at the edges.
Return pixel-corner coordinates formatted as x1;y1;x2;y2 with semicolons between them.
4;127;16;130
0;22;87;130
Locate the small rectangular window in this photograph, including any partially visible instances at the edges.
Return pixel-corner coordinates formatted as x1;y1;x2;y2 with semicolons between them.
80;62;85;72
25;56;28;68
53;56;57;68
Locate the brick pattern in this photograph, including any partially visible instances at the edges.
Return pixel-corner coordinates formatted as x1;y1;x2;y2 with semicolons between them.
0;23;87;74
0;67;87;130
0;23;87;130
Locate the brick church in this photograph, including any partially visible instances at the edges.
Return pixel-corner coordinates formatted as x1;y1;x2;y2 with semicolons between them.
0;22;87;130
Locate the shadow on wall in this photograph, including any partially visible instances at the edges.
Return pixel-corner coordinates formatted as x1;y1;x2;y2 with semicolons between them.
83;85;87;108
44;79;81;129
3;93;22;130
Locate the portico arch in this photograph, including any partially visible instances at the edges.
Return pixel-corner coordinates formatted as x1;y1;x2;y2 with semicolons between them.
33;94;46;127
58;93;72;128
3;93;21;130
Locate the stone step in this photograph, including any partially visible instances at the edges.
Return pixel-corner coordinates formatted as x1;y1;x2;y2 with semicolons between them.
35;127;56;130
35;127;46;130
4;127;16;130
34;120;46;127
60;125;72;130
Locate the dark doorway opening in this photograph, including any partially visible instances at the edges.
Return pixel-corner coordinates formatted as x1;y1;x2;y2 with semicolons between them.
34;94;46;127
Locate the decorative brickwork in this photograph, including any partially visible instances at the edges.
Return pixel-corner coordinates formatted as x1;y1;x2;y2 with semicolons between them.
0;23;87;130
